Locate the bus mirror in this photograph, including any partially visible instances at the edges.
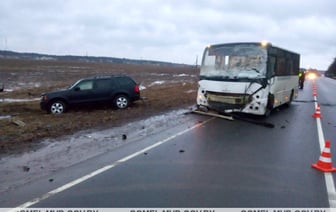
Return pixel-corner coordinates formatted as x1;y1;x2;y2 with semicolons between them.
268;78;275;85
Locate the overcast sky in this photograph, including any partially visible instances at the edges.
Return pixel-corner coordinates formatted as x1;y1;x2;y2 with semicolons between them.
1;0;335;70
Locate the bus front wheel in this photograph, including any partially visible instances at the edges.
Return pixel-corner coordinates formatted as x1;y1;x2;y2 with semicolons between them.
264;93;274;117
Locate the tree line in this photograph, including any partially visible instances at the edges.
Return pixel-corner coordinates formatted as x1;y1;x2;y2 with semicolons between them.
325;58;336;78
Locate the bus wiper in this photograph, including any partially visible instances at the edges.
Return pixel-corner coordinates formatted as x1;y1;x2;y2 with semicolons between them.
217;76;233;80
251;68;260;73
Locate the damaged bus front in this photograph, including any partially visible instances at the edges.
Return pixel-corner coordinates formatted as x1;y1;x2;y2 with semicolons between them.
196;42;300;116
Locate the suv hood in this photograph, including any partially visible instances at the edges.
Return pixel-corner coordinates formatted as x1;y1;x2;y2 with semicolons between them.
42;89;69;96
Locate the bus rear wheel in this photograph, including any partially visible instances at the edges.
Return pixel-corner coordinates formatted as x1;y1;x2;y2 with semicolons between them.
286;90;294;107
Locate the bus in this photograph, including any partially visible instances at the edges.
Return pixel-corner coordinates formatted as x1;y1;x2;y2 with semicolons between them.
196;42;300;116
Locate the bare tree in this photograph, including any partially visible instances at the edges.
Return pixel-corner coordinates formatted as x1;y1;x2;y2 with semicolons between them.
325;58;336;78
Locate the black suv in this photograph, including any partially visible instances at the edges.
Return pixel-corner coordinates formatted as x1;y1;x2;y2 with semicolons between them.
40;75;140;114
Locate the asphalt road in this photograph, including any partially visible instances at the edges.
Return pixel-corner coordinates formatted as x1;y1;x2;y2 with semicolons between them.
2;76;336;208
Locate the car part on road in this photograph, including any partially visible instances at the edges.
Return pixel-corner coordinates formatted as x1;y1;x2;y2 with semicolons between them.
192;109;234;121
232;113;275;128
191;106;274;128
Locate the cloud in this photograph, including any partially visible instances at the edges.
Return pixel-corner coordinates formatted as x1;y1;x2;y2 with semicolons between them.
0;0;335;69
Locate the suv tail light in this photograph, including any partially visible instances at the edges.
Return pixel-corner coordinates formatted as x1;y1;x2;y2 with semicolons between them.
134;85;140;93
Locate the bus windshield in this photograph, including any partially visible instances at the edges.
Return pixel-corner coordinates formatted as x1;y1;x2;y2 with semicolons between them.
201;44;267;80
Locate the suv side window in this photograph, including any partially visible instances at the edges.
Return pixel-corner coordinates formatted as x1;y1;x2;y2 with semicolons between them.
95;79;112;91
117;77;135;87
77;80;93;90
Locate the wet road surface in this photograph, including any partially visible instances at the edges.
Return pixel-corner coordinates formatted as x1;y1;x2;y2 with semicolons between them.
1;77;336;207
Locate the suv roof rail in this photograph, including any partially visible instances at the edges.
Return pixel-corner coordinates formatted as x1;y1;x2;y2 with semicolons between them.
86;75;128;80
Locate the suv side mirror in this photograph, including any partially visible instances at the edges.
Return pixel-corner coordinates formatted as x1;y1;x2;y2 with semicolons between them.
74;87;80;91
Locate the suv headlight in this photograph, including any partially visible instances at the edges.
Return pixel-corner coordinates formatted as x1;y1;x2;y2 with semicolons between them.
40;95;48;101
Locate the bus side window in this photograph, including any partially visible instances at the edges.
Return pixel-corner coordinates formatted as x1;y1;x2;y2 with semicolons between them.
277;57;286;75
267;56;276;78
287;59;293;75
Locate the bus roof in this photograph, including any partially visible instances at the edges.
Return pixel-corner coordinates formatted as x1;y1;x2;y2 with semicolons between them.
207;42;300;56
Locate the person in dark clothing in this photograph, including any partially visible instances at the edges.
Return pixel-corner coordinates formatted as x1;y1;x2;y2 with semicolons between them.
299;71;305;89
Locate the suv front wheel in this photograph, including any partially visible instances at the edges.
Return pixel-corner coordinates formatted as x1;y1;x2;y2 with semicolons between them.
114;95;129;109
50;100;67;114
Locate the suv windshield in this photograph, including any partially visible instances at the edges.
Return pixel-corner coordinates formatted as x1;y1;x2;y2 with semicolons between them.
201;44;267;80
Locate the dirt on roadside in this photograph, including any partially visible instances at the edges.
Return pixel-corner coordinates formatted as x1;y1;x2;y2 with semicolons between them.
0;58;199;155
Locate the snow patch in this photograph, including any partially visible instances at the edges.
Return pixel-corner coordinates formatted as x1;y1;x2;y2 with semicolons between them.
0;115;11;120
0;98;40;103
174;73;189;77
139;85;147;90
148;80;166;87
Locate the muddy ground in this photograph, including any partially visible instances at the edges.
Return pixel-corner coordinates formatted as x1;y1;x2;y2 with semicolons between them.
0;58;203;197
0;58;199;155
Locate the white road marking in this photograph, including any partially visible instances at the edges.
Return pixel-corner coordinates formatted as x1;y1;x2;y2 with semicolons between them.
12;117;215;209
313;95;336;207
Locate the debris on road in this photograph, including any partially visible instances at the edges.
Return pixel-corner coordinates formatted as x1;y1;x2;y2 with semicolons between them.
22;166;30;172
12;119;26;127
122;134;127;140
191;109;234;121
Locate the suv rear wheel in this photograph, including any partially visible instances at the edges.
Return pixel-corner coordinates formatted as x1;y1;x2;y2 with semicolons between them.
50;100;66;114
114;95;129;109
